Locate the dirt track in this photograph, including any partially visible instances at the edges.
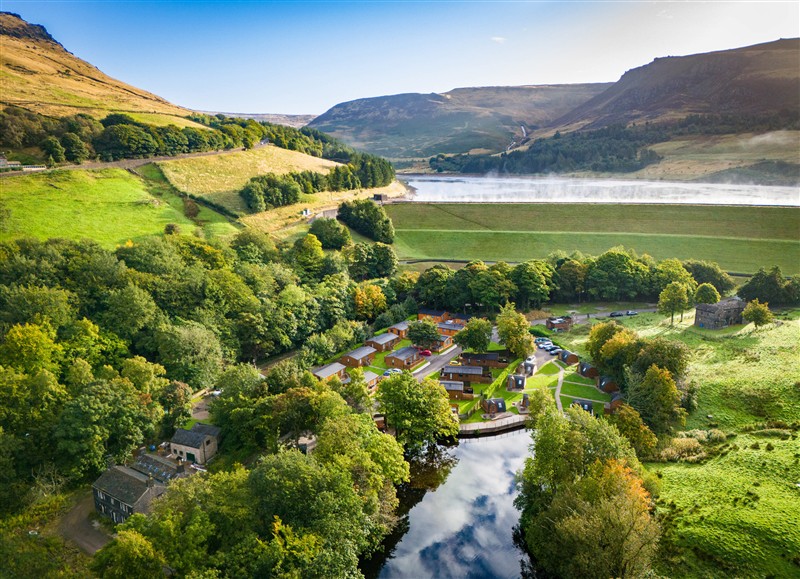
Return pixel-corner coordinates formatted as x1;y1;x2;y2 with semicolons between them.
58;491;112;555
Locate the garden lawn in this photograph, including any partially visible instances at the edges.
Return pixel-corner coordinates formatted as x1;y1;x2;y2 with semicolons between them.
563;371;595;385
365;339;412;374
559;382;611;402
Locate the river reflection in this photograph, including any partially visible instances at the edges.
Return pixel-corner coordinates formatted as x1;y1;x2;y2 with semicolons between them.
367;429;532;579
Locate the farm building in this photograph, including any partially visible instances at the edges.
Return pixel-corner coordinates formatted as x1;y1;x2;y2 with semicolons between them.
418;309;449;323
440;365;492;384
340;346;377;367
170;423;221;465
461;351;509;368
312;362;348;382
481;398;507;415
597;376;620;393
571;399;594;414
366;332;400;352
441;380;474;400
437;320;465;337
431;334;453;352
559;350;580;365
388;321;409;338
695;297;746;329
578;361;599;379
385;346;421;369
546;316;573;331
508;374;527;390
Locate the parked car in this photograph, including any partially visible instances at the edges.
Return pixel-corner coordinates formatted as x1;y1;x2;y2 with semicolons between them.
538;341;553;349
449;359;462;366
626;310;639;316
610;311;625;317
525;355;536;364
419;349;432;357
549;348;562;356
383;368;402;376
534;337;551;344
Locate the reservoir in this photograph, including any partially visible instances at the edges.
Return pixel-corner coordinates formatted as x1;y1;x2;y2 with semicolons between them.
401;174;800;206
365;429;532;579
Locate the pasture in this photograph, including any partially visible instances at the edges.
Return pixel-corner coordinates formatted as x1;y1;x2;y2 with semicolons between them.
157;145;339;214
386;203;800;274
0;168;236;247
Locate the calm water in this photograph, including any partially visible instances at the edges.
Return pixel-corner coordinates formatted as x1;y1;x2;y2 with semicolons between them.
368;429;532;579
401;174;800;206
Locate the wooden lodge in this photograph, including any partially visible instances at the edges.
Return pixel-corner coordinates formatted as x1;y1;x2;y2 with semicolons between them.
387;321;409;339
440;365;492;384
507;374;527;390
578;361;599;379
418;309;449;323
340;346;377;368
366;332;400;352
437;320;465;337
604;393;624;415
441;380;474;400
597;376;620;393
460;351;509;368
385;346;421;369
559;350;580;365
545;316;574;332
481;398;507;415
571;399;594;415
312;362;348;382
431;334;453;353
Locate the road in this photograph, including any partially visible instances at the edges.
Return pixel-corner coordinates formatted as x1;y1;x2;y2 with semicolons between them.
413;345;463;381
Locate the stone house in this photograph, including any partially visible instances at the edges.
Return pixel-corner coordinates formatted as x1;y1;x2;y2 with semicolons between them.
170;423;221;465
694;297;746;330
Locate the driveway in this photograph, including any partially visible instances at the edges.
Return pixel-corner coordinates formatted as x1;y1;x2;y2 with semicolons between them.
413;345;463;381
58;490;112;554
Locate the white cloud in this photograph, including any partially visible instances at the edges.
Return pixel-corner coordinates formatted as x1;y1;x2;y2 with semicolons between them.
491;36;506;44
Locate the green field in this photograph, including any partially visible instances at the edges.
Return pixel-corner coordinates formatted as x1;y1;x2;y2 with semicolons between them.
0;168;237;248
386;203;800;274
552;309;800;576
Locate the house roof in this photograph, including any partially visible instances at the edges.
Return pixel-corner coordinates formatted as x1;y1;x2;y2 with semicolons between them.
436;334;452;343
463;352;500;361
442;365;484;375
508;374;526;385
312;362;346;379
362;370;380;384
437;321;464;331
344;346;377;360
696;297;745;314
485;398;507;410
389;321;409;331
171;428;208;449
572;399;594;412
132;454;186;483
419;308;447;316
440;380;465;391
368;333;399;345
191;423;221;439
579;361;595;371
387;346;419;360
599;376;617;386
93;466;160;506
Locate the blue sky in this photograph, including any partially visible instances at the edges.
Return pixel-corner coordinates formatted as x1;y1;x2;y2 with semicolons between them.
5;1;799;114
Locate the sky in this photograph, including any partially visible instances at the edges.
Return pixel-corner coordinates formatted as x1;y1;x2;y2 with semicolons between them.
4;1;799;114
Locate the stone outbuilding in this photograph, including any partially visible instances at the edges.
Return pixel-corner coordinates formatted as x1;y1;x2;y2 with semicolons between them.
170;423;221;465
694;297;746;330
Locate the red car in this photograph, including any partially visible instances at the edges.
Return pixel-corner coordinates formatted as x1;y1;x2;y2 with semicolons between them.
419;349;432;357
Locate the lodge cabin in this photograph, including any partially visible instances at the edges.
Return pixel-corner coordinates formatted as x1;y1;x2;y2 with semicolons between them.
449;312;475;325
481;398;507;415
695;297;746;330
559;350;580;365
571;399;594;415
363;370;380;393
366;332;400;352
578;361;599;379
507;374;527;390
431;334;453;353
388;321;409;339
385;346;422;369
597;376;620;393
312;362;348;382
437;320;465;337
604;393;624;415
418;309;449;323
340;345;377;368
441;380;474;400
460;351;509;368
545;316;574;332
440;365;492;384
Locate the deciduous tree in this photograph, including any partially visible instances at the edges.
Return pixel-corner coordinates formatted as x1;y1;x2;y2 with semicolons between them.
658;281;690;324
496;302;534;359
453;317;492;352
743;298;774;328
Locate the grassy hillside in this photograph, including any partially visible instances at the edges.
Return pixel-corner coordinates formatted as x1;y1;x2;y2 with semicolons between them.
308;84;610;159
0;12;197;127
555;311;800;578
157;145;340;214
0;168;237;247
386;203;800;274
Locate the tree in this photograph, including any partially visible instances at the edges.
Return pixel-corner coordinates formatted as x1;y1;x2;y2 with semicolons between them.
0;322;62;375
407;319;441;350
91;529;166;579
607;404;657;458
738;266;790;305
61;132;90;163
652;258;696;296
586;249;650;301
309;217;351;249
469;268;514;312
694;282;721;305
586;321;624;362
289;234;325;283
626;364;685;434
743;299;774;328
102;284;158;340
658;281;690;324
376;373;458;451
683;259;735;295
40;136;65;163
337;199;394;243
353;284;387;321
155;322;224;391
0;284;76;330
496;302;534;359
453;317;492;352
511;261;551;309
415;264;453;309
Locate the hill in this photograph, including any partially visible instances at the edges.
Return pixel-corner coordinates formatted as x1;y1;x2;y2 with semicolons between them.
308;84;610;159
552;38;800;131
0;12;197;127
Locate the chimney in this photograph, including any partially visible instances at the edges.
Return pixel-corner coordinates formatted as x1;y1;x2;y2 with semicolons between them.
147;474;154;489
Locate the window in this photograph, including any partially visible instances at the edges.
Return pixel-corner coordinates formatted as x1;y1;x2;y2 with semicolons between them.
97;491;104;501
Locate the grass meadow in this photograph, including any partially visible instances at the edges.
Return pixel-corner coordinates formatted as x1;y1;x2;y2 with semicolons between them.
157;146;339;214
552;309;800;577
0;167;237;248
386;203;800;274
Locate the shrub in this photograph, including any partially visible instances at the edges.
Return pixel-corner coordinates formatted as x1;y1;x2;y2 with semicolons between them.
530;325;552;338
660;437;706;462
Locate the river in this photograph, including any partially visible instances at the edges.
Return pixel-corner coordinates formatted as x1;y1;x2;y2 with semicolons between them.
400;174;800;206
363;429;532;579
